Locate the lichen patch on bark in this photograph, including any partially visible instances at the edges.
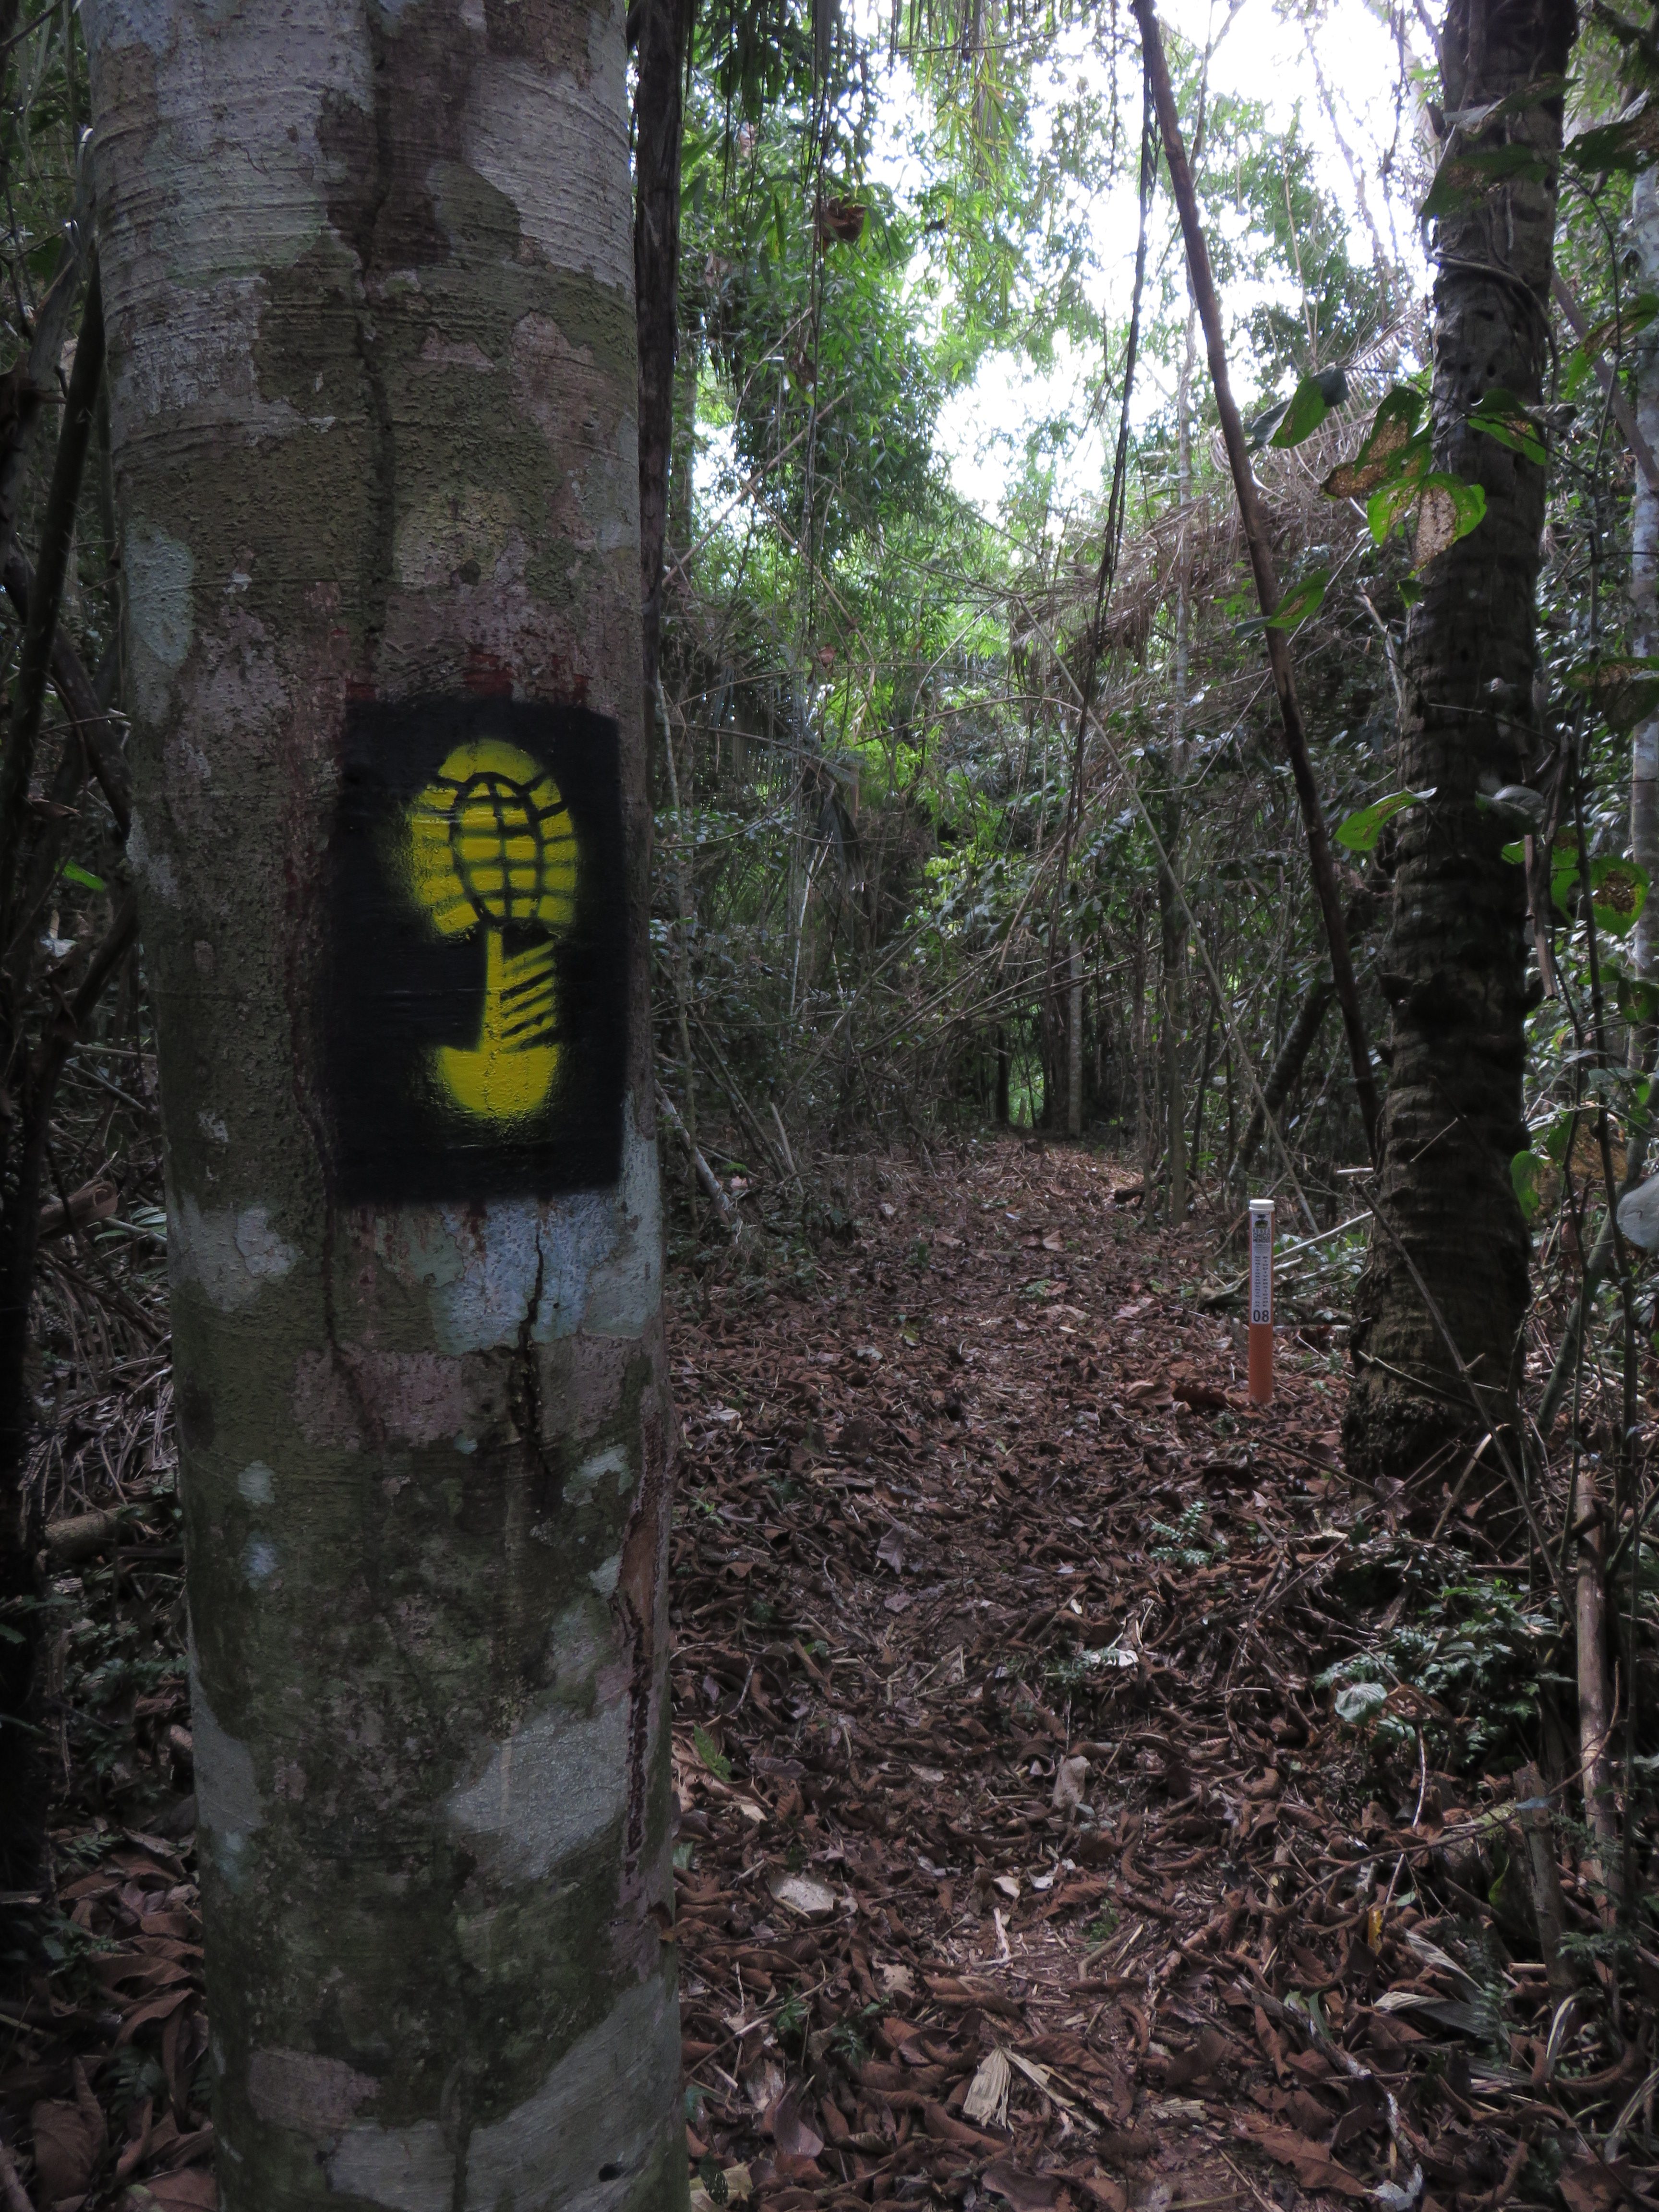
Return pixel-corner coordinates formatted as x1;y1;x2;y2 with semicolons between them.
168;1197;297;1311
444;1687;630;1881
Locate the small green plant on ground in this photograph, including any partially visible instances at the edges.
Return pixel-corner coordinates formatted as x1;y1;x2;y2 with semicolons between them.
1148;1500;1228;1568
1318;1576;1562;1774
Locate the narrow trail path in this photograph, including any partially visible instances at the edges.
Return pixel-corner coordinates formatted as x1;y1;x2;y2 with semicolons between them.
0;1137;1599;2208
666;1135;1449;2212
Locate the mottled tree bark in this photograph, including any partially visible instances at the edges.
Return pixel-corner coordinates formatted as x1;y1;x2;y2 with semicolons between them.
83;4;684;2207
1631;165;1659;1003
1344;0;1575;1482
634;0;694;709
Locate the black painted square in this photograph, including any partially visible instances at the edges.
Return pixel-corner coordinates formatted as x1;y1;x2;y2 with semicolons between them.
326;697;627;1202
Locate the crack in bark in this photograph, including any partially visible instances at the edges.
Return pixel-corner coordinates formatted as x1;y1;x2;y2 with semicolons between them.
354;21;401;671
509;1238;561;1508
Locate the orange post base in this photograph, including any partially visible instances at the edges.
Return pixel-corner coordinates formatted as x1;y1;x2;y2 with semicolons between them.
1248;1322;1273;1405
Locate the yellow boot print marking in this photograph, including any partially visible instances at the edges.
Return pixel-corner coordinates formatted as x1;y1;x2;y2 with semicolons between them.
405;738;579;1124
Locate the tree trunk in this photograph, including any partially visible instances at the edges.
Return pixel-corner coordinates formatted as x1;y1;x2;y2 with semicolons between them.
84;6;685;2206
1158;806;1185;1221
1132;904;1150;1181
1189;983;1216;1182
1631;164;1659;1018
634;0;694;710
1344;0;1574;1483
669;327;698;558
1067;938;1082;1138
995;1027;1010;1125
1160;303;1194;1222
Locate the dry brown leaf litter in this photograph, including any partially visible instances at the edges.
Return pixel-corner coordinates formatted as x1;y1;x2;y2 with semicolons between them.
0;1135;1647;2212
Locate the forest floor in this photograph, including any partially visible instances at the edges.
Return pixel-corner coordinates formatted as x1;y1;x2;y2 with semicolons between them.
0;1134;1637;2212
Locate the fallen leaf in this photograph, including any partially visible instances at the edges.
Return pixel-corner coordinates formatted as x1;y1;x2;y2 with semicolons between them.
32;2093;102;2200
1076;2180;1127;2212
1052;1755;1090;1810
984;2157;1062;2211
962;2047;1012;2128
135;2177;219;2212
923;2102;1004;2150
766;1870;836;1919
1558;2160;1625;2212
744;2059;786;2115
1164;2027;1231;2089
766;2085;824;2162
690;2166;755;2212
876;1528;905;1573
1240;2116;1369;2198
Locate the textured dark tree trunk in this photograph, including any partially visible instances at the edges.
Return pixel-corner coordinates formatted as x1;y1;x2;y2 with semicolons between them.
84;2;685;2204
634;0;694;710
1344;0;1575;1483
1157;793;1185;1220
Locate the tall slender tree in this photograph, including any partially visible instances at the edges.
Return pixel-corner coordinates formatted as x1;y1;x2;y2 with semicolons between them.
82;2;685;2204
1344;0;1576;1482
1631;162;1659;1007
635;0;697;710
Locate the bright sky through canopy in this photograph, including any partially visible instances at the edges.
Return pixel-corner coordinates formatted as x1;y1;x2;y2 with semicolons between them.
920;0;1429;517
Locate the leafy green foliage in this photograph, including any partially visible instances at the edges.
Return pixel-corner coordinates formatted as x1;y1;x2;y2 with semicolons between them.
1148;1500;1227;1567
1548;846;1649;936
1467;386;1548;464
1264;570;1330;632
1334;789;1435;853
693;1723;733;1781
1318;1579;1562;1773
1567;656;1659;732
1419;142;1551;222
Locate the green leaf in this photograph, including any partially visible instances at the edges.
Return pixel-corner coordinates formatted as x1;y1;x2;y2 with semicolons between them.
1468;386;1548;464
1264;570;1330;632
1512;1150;1546;1221
1443;77;1573;135
1613;966;1659;1023
692;1724;732;1782
1566;656;1659;732
1577;291;1659;360
1323;386;1427;500
1270;374;1334;450
1367;471;1425;546
1334;788;1436;854
1591;854;1649;936
60;861;105;893
1413;473;1487;567
1568;93;1659;174
1500;840;1527;863
1540;1112;1576;1166
1334;1681;1389;1726
1398;576;1423;607
1550;852;1652;934
1420;142;1551;222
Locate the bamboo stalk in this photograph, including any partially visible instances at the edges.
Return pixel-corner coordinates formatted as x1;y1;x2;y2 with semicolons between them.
655;1083;739;1239
1510;1762;1585;2013
1574;1463;1622;1919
